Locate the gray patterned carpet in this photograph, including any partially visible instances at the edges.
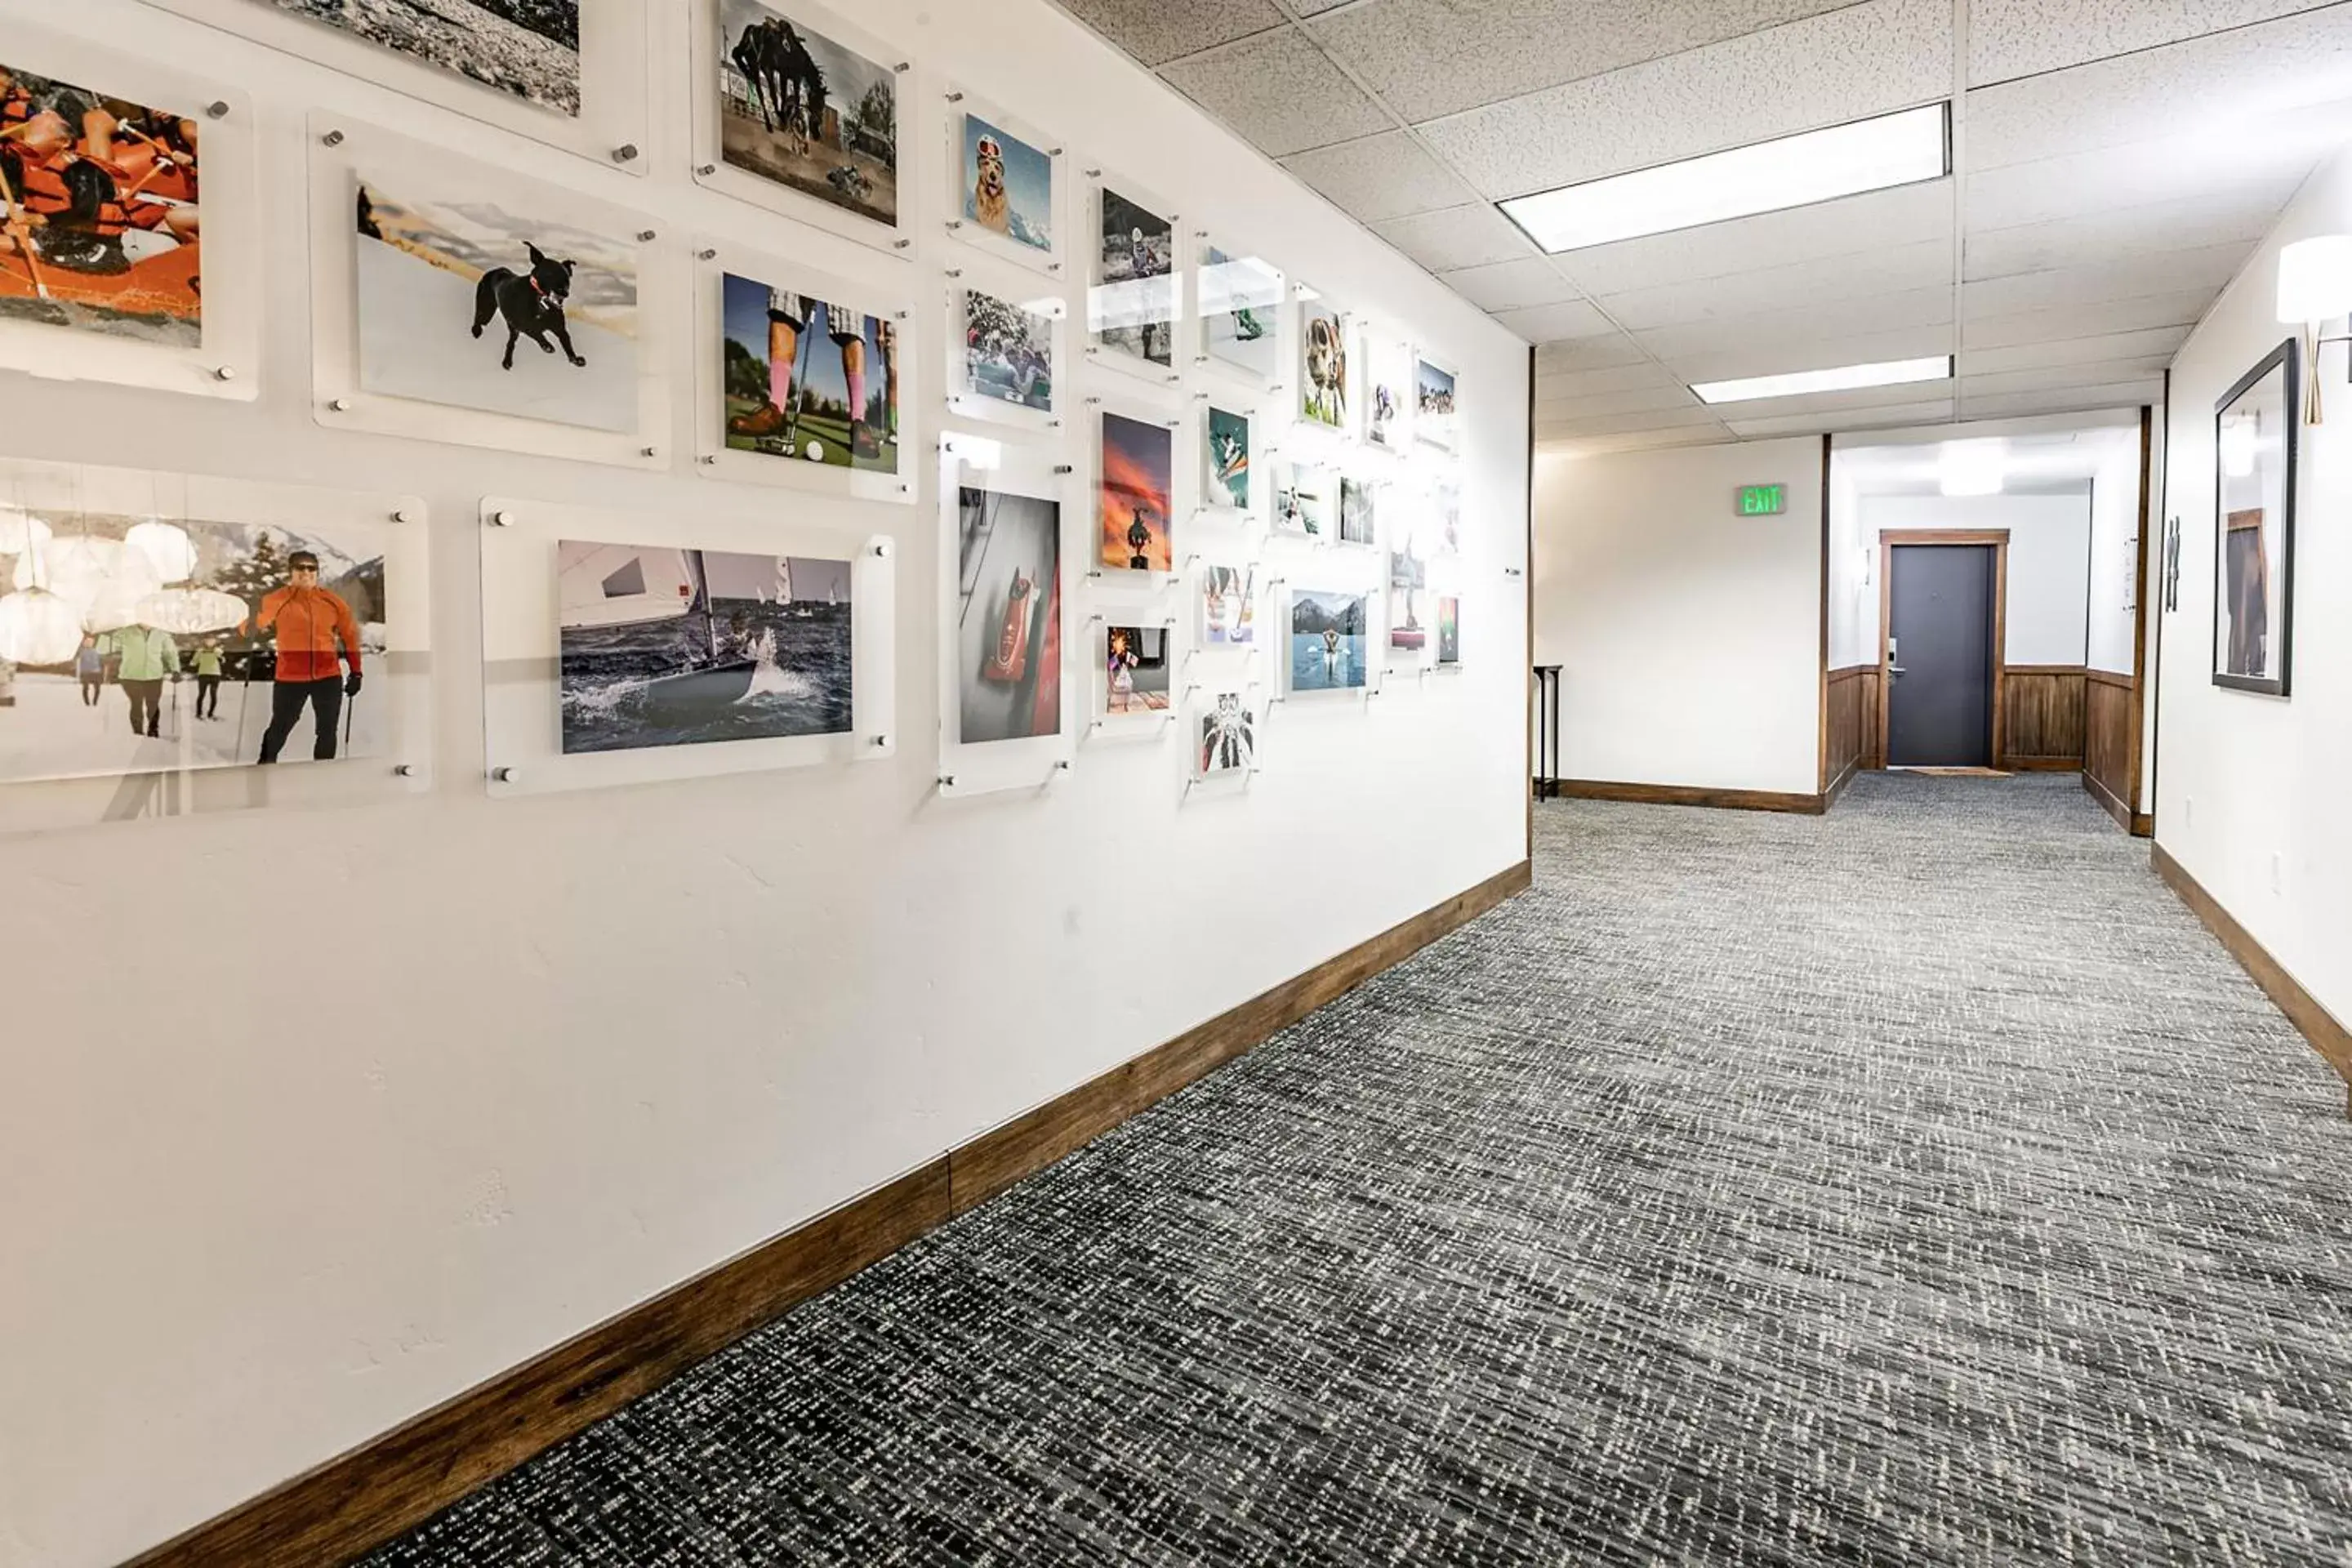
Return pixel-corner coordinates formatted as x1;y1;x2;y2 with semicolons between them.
369;773;2352;1567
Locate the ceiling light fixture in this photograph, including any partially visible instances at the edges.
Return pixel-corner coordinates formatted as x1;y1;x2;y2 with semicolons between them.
1690;355;1952;405
1499;103;1951;253
2274;234;2352;423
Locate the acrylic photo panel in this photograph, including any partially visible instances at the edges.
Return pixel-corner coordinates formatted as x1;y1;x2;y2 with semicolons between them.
1194;689;1255;778
1361;334;1410;451
946;261;1062;433
1437;595;1460;665
1203;404;1254;514
1100;620;1171;718
697;243;913;504
1097;408;1175;576
1414;351;1459;451
1432;476;1463;556
141;0;651;172
1298;294;1348;432
1196;238;1281;386
1087;175;1178;381
0;28;260;404
1339;474;1377;547
938;434;1076;795
946;91;1061;274
1286;586;1368;694
1387;544;1428;657
1272;460;1334;542
2212;338;2296;697
1197;563;1256;649
483;495;893;797
310;117;669;469
0;456;430;834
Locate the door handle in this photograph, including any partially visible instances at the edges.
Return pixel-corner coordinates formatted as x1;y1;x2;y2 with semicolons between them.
1889;666;1908;675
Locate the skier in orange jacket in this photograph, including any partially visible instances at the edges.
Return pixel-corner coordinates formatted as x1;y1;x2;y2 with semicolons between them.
255;550;364;764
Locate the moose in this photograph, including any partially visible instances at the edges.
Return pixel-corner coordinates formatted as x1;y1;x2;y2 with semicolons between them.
470;243;587;372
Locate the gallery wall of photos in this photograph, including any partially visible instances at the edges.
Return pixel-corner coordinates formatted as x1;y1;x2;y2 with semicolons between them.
0;0;1481;828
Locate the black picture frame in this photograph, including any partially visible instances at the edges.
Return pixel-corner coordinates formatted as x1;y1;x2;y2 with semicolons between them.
2211;336;2297;697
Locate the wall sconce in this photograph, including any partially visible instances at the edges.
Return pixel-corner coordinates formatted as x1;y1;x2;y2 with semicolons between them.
2274;234;2352;423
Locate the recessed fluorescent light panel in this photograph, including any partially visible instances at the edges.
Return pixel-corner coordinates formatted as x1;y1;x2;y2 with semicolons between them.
1500;103;1951;253
1690;355;1953;406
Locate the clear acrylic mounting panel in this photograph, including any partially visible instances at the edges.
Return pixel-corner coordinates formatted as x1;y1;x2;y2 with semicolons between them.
942;249;1071;439
942;85;1068;280
480;494;894;799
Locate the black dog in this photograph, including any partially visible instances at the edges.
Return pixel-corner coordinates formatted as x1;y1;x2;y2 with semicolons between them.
470;243;586;372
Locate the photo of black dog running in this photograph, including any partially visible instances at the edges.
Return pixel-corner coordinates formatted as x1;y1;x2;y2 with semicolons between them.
471;243;586;372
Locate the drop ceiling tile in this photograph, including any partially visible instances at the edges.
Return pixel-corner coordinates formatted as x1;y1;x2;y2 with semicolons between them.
1634;287;1955;367
1960;243;2252;318
1965;7;2352;172
1965;134;2313;232
1493;299;1616;341
1962;288;2216;350
1533;332;1655;372
1535;362;1689;399
1659;322;1958;384
1535;404;1732;439
1307;0;1858;126
1958;358;2176;397
1159;26;1393;158
1281;132;1479;223
1539;425;1737;457
1726;399;1956;436
1597;239;1953;331
1416;0;1952;198
1969;0;2341;88
1052;0;1287;68
1371;205;1540;272
1959;325;2191;375
1556;181;1953;297
1441;257;1582;311
1535;382;1704;422
1699;380;1959;421
1960;381;2166;419
1964;191;2283;280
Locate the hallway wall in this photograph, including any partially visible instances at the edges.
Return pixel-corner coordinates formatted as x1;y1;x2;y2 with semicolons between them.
0;5;1534;1565
2156;145;2352;1031
1854;492;2093;666
1532;439;1823;797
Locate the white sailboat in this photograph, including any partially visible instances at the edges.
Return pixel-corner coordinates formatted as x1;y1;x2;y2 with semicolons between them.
559;544;755;710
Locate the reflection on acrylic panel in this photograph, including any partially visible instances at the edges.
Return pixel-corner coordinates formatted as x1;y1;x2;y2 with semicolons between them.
1433;478;1462;555
1388;545;1426;653
1438;595;1459;664
1094;185;1174;368
1364;340;1405;450
1104;623;1168;714
355;177;638;431
1415;355;1458;449
956;483;1061;743
1200;564;1254;647
723;274;900;472
0;506;385;784
1273;462;1331;541
1205;406;1250;510
1198;692;1253;776
718;0;898;226
1300;302;1347;429
1339;475;1375;546
1201;246;1279;381
262;0;581;114
0;63;203;345
2212;341;2294;693
961;287;1053;413
558;542;850;755
960;112;1051;254
1288;589;1365;693
1099;411;1173;573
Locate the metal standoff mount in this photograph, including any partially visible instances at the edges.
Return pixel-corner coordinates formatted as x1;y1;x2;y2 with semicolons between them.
212;365;237;382
320;128;344;146
489;510;514;528
872;734;891;748
206;101;229;119
492;767;519;783
938;774;958;788
611;144;639;163
394;764;417;778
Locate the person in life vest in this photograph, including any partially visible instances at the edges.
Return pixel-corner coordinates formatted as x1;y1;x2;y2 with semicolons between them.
255;550;363;764
0;71;196;278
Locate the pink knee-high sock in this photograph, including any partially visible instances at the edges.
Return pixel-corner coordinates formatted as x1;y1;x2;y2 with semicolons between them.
845;368;867;428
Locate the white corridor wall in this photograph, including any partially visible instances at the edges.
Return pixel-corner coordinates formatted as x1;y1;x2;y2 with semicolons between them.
0;4;1533;1565
1855;492;2094;667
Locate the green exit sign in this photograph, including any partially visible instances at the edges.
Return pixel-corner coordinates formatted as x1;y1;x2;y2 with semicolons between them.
1738;483;1787;516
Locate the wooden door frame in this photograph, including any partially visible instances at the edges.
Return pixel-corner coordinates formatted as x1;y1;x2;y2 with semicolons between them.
1878;528;2011;769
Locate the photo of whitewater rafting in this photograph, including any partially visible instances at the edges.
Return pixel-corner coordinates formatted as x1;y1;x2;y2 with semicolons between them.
557;541;851;755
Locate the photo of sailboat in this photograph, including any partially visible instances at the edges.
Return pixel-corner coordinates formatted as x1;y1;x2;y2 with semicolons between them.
558;541;852;754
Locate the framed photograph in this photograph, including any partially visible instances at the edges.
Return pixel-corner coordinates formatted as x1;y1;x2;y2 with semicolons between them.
1196;563;1257;649
0;29;260;404
1361;332;1410;451
938;432;1076;795
1414;351;1459;452
946;262;1061;433
1285;586;1367;694
310;116;670;470
697;243;913;504
1437;595;1460;665
946;90;1061;276
1201;402;1255;516
1094;405;1178;578
696;0;906;252
0;456;430;834
2212;337;2296;697
1195;238;1281;386
1098;620;1171;720
1387;544;1428;657
1339;474;1376;547
140;0;651;172
482;494;893;796
1193;689;1256;779
1272;460;1334;542
1086;173;1178;383
1431;476;1463;556
1298;292;1348;431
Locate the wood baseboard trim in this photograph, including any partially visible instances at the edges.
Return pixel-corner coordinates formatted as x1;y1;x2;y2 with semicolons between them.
1823;757;1860;808
2132;813;2154;839
127;859;1535;1568
2153;843;2352;1106
2007;757;2083;773
2082;768;2133;832
1552;778;1827;815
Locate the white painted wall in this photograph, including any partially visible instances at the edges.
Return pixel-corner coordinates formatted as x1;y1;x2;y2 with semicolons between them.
2086;436;2145;676
1857;492;2093;667
0;5;1533;1565
1532;439;1820;796
2156;145;2352;1031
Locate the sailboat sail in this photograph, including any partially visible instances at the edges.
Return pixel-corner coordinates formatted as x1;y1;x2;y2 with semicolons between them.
559;546;696;630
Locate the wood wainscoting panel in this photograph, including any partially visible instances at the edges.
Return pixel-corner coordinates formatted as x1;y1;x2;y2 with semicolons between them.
2084;670;2140;831
1825;665;1875;801
2001;665;2086;771
129;861;1535;1568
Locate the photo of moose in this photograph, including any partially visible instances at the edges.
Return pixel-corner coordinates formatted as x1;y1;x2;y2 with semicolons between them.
719;0;898;228
353;174;639;433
